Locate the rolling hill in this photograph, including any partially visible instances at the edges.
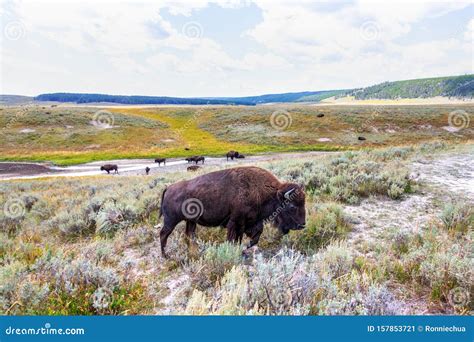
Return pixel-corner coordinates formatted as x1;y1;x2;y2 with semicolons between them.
348;74;474;100
2;75;472;106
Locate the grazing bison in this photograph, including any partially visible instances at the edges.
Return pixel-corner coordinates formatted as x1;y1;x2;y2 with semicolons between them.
186;156;205;164
193;156;205;164
100;164;118;174
317;113;325;118
358;136;366;141
154;158;166;166
159;166;306;257
187;165;201;172
145;167;150;175
226;150;240;161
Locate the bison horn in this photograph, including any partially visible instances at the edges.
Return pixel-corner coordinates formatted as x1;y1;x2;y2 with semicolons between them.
284;188;296;200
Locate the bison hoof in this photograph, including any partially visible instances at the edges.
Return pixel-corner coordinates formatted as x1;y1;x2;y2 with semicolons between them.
242;246;259;257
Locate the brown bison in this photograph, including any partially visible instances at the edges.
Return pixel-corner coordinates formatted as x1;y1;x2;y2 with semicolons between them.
193;156;205;164
226;150;240;161
187;165;201;172
186;156;205;164
145;167;150;175
154;158;166;166
100;164;118;174
159;166;306;257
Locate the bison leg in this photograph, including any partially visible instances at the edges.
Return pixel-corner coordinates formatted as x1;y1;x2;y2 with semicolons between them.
226;219;244;243
184;221;197;245
185;221;199;259
160;217;179;258
246;222;264;249
226;220;239;242
106;170;110;174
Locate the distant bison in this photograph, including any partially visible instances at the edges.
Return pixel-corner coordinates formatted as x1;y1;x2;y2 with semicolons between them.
317;113;325;118
186;156;205;164
358;136;367;141
226;150;240;161
187;165;201;172
235;154;245;159
145;167;150;175
154;158;166;166
100;164;118;174
193;156;205;164
159;166;306;257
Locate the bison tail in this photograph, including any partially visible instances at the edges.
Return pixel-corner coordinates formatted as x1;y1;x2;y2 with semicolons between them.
159;187;167;218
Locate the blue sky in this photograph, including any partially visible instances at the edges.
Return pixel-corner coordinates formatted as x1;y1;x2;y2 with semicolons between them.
0;0;472;96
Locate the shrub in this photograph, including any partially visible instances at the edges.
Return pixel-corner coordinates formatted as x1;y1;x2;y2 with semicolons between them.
312;271;403;315
285;204;351;254
189;242;243;290
440;201;473;234
96;202;139;236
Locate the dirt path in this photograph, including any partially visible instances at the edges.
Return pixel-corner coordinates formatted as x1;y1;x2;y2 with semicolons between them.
343;150;473;313
0;151;336;181
346;150;473;245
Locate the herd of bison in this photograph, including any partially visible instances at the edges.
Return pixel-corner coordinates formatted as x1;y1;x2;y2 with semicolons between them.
99;149;306;257
99;150;245;174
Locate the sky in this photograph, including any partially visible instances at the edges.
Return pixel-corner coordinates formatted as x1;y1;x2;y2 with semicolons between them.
0;0;473;97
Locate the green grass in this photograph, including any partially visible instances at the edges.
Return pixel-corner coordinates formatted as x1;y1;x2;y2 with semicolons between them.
0;104;472;165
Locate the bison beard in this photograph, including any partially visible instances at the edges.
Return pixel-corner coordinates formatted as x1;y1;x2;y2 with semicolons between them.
159;166;305;258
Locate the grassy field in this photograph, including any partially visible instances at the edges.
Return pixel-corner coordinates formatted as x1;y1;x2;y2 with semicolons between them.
1;142;472;315
0;104;472;165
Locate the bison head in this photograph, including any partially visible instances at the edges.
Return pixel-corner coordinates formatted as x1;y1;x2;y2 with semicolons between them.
100;166;105;171
273;184;306;234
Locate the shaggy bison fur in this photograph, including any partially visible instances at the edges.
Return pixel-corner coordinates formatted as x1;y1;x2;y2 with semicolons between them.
159;166;306;257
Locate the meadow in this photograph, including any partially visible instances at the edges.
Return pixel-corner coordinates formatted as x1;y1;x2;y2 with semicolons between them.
1;141;472;315
0;104;472;165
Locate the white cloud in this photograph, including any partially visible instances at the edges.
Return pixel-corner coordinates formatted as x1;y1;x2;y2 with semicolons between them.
1;0;472;96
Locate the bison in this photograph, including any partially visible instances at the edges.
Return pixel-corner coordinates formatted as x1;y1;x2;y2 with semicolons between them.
235;154;245;159
159;166;306;257
155;158;166;166
226;150;240;161
145;167;150;175
193;156;205;164
187;165;201;172
100;164;118;174
186;156;205;164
